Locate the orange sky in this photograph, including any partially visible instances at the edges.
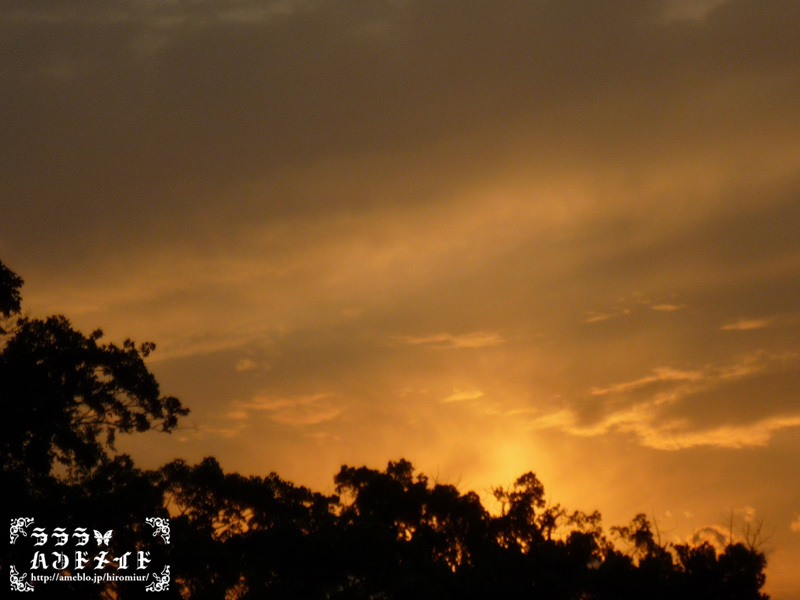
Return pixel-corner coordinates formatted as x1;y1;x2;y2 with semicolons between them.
2;1;799;596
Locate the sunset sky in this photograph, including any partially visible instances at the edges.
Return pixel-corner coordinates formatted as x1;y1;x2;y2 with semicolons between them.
2;0;799;596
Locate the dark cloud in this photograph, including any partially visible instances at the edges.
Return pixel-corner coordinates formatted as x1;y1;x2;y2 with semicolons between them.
3;0;799;264
662;356;800;430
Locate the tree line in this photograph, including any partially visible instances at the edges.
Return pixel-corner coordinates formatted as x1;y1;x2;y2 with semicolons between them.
1;260;769;599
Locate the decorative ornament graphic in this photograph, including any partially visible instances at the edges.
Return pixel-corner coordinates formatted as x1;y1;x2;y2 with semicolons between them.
10;517;170;592
9;566;33;592
10;518;34;545
145;565;171;592
145;517;171;544
93;529;113;546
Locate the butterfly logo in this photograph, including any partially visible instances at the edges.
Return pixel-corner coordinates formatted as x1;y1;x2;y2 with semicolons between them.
93;530;113;546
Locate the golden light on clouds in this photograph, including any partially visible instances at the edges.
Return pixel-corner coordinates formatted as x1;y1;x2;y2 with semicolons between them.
441;389;485;404
721;318;775;331
395;332;505;349
3;0;800;597
791;515;800;534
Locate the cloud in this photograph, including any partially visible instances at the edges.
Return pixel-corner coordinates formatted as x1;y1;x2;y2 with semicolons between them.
659;0;730;23
235;358;258;372
650;304;685;312
268;405;344;427
395;332;505;349
735;505;758;523
590;367;704;397
228;393;343;428
791;515;800;534
442;389;484;404
551;408;800;451
225;410;250;421
583;296;685;323
2;1;800;587
205;393;345;437
535;353;800;450
5;0;799;265
721;318;773;331
173;394;344;441
688;525;729;550
197;423;247;439
635;416;800;450
524;409;576;431
5;0;799;386
583;309;630;324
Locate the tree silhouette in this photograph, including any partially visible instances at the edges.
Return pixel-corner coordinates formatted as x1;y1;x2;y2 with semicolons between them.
1;315;187;482
1;260;187;598
1;259;771;599
0;259;23;320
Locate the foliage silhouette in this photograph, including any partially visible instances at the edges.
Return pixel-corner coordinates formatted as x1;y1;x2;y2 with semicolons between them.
0;259;23;319
1;259;771;599
1;260;186;598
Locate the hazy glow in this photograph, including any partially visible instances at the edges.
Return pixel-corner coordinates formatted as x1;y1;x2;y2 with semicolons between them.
2;0;800;597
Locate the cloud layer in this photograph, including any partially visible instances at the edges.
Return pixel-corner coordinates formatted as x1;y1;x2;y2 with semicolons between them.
3;1;800;597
